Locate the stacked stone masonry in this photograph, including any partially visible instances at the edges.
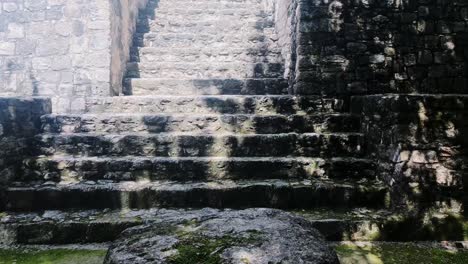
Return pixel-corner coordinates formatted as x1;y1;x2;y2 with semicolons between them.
0;0;466;247
292;0;468;95
0;97;51;208
0;0;147;112
352;94;468;208
1;0;387;214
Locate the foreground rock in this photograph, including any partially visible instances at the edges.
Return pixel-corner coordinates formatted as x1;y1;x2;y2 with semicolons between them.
104;208;339;264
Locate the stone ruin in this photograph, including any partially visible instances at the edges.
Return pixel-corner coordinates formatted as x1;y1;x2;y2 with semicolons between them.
0;0;467;262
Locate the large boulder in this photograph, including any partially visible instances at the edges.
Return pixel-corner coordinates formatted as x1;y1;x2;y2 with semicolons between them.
104;208;339;264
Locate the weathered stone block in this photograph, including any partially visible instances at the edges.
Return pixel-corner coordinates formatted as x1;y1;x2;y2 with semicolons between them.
0;43;15;56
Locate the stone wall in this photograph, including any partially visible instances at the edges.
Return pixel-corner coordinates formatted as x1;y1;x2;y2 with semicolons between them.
0;0;146;113
285;0;468;209
110;0;148;96
274;0;298;90
351;95;468;208
0;97;51;208
292;0;468;95
0;0;112;112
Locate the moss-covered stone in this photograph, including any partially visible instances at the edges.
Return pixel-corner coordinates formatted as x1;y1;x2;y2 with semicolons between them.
293;208;468;241
0;248;106;264
105;209;340;263
167;234;260;264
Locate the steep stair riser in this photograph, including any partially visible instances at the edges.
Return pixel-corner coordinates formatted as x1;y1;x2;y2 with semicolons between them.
148;0;269;11
124;78;288;95
130;48;283;64
136;19;275;34
133;32;277;48
143;7;271;17
19;157;375;182
126;62;284;79
84;96;348;114
3;183;388;211
137;12;272;27
33;133;365;158
41;114;361;134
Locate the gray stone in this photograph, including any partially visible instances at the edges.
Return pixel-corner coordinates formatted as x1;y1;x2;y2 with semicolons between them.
0;42;15;56
369;54;386;64
104;209;339;264
3;3;18;13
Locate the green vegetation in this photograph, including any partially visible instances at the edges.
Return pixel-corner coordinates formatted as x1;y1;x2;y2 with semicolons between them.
168;229;262;264
0;249;106;264
335;243;468;264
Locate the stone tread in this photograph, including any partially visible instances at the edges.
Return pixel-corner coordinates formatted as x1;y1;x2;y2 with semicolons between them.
129;47;282;63
2;208;462;244
123;78;288;95
33;132;365;158
19;156;375;182
133;32;278;48
139;10;272;22
41;113;361;134
83;95;348;114
125;62;284;79
144;0;269;11
3;179;388;211
136;18;275;34
0;208;376;245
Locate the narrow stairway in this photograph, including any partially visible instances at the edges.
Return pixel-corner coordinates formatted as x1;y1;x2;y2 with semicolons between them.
1;0;387;245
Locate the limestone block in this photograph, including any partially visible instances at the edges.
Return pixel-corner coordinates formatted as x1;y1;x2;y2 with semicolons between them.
0;42;15;56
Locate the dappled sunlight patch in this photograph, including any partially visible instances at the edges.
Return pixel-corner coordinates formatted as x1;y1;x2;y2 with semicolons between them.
0;248;106;264
335;242;468;264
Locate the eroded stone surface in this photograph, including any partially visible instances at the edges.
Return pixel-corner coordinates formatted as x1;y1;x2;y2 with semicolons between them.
104;208;339;264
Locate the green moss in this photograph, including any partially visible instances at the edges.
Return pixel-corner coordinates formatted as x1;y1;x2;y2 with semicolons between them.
168;232;261;264
335;243;468;264
0;249;106;264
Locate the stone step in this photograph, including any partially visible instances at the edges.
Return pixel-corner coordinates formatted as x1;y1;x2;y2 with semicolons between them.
123;78;288;95
136;18;274;34
145;0;269;11
19;156;375;182
84;96;347;114
41;113;361;134
140;8;272;22
1;208;463;245
125;62;284;79
33;133;365;158
129;47;283;63
133;32;278;48
3;179;388;211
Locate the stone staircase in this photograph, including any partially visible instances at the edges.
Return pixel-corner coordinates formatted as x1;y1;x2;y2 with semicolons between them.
1;0;389;245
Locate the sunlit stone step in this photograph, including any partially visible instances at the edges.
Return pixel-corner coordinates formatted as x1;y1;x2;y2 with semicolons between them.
133;32;278;48
151;0;269;10
84;95;347;114
4;179;388;211
136;18;274;34
19;156;376;182
126;62;284;79
34;133;365;158
41;113;361;134
130;47;282;63
123;78;288;95
2;207;462;245
140;9;271;23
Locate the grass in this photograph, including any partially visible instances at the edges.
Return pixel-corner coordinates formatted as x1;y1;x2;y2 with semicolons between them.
0;249;107;264
335;243;468;264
